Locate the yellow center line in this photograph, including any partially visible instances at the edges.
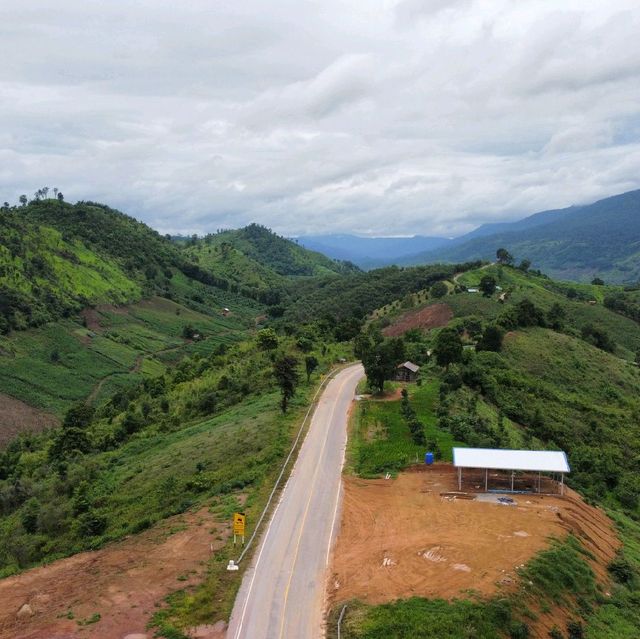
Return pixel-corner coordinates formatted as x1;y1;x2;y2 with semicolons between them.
277;371;354;639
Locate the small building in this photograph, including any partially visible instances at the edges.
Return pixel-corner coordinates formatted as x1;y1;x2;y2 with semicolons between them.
222;307;230;316
395;361;420;382
467;287;479;293
452;447;570;495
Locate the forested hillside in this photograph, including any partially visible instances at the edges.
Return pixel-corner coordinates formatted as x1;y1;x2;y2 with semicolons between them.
404;190;640;283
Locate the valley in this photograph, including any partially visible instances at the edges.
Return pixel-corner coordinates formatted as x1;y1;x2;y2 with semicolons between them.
2;197;640;639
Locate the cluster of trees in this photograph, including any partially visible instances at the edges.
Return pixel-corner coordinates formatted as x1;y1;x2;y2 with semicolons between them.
284;261;483;325
400;389;427;446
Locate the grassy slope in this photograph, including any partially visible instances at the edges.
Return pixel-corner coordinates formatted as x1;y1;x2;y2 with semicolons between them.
0;296;255;418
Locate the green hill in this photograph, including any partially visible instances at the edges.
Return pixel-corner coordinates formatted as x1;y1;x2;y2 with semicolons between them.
0;199;263;433
181;223;360;304
406;190;640;283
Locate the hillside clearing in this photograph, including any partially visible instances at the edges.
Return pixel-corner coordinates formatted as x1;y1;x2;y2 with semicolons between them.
330;466;619;637
0;506;225;639
0;394;59;447
381;303;453;337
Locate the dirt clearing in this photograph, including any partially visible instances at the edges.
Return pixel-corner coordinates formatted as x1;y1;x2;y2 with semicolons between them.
0;507;228;639
382;303;453;337
330;467;618;606
0;394;59;446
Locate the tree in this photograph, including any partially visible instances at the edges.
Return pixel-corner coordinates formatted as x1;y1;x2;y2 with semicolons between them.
19;194;27;206
496;248;513;265
581;323;615;352
547;303;566;330
518;259;531;272
354;329;405;393
430;281;448;298
63;402;95;430
476;324;504;352
305;355;319;382
57;191;64;203
479;275;497;297
257;327;279;350
434;328;463;370
514;298;545;327
273;355;299;413
591;277;605;286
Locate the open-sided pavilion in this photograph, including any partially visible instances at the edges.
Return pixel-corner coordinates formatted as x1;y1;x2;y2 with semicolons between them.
452;447;570;495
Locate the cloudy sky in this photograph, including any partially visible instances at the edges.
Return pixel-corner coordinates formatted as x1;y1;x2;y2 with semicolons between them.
2;0;640;237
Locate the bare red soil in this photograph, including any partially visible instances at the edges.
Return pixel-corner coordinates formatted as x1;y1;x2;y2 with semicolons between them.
330;466;619;638
0;507;228;639
382;303;453;337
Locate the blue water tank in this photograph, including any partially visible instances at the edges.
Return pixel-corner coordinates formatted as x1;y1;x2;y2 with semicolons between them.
425;452;434;465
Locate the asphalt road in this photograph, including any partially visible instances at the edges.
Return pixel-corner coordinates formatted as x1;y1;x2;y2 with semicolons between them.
227;363;364;639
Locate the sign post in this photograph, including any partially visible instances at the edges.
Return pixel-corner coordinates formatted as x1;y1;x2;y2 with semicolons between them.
233;512;246;546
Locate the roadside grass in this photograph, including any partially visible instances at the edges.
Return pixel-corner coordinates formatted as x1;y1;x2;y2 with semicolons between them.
150;369;345;634
347;378;462;477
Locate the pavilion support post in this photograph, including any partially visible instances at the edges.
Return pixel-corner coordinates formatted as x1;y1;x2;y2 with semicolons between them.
560;473;564;496
458;467;462;491
538;471;541;493
510;471;514;492
485;468;488;492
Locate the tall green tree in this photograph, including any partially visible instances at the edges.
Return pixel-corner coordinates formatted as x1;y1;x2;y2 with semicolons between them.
305;355;319;382
354;329;405;394
434;328;463;370
496;248;513;265
476;324;504;352
479;274;497;297
273;355;300;413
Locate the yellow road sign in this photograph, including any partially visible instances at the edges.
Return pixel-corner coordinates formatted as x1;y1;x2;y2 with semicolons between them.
233;512;246;536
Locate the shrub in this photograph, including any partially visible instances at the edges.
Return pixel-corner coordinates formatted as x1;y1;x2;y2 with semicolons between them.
608;555;635;584
567;621;583;639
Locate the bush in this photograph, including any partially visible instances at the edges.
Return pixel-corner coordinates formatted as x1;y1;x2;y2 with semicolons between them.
509;621;530;639
567;621;583;639
608;555;635;584
76;511;108;537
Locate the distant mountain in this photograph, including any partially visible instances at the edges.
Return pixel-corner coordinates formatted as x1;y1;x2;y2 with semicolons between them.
401;190;640;283
296;234;451;269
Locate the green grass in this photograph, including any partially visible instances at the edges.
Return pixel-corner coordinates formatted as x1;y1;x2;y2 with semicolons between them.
348;379;462;476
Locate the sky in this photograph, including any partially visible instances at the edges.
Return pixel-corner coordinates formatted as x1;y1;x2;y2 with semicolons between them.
2;0;640;238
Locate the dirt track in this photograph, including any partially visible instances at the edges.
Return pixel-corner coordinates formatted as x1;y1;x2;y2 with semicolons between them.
0;507;227;639
382;303;453;337
330;467;618;609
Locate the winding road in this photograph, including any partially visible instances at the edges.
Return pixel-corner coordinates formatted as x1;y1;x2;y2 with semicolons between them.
226;363;364;639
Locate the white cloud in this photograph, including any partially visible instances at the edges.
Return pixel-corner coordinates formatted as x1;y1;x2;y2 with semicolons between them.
1;0;640;236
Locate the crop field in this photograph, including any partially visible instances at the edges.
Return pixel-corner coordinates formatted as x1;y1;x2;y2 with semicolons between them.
0;295;257;422
347;379;462;476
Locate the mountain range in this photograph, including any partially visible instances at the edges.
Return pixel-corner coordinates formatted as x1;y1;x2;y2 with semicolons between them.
299;190;640;283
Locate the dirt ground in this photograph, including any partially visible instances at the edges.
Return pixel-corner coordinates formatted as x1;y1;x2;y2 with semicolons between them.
0;393;59;446
330;466;619;611
382;303;453;337
0;507;229;639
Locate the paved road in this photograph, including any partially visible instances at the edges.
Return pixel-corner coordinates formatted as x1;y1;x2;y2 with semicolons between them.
227;363;364;639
